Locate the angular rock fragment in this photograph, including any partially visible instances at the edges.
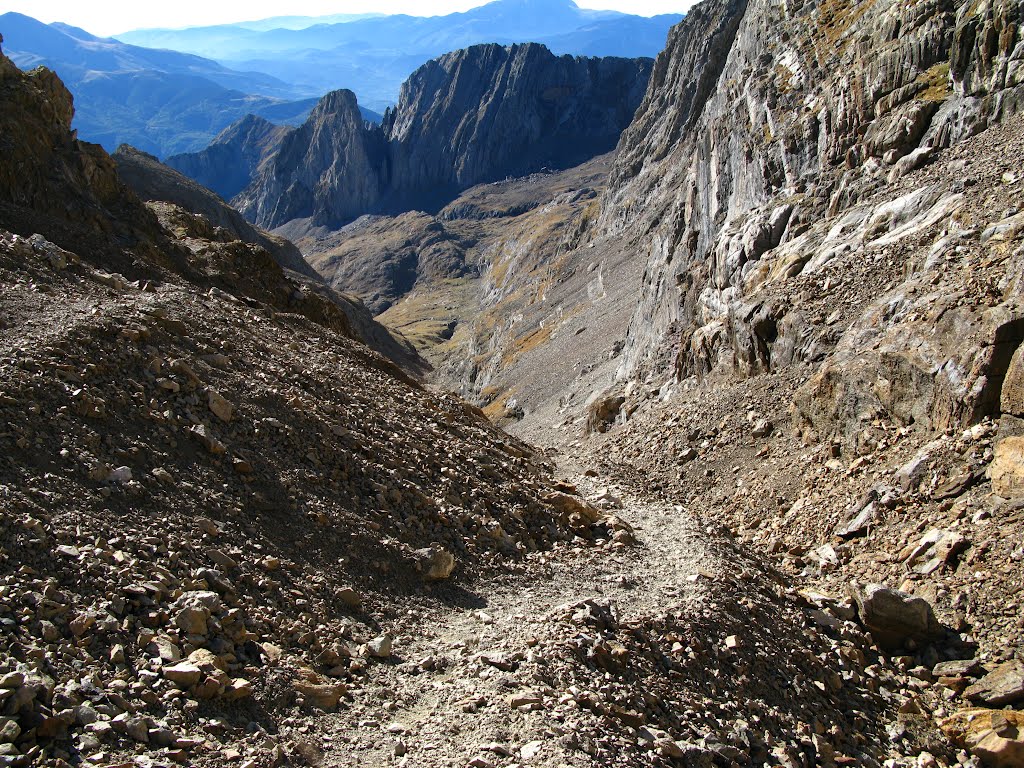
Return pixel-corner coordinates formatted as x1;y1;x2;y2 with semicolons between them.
940;708;1024;768
367;635;393;659
190;424;226;454
850;583;944;649
294;673;347;710
835;490;879;538
163;663;202;689
207;389;234;422
965;661;1024;707
902;529;969;574
413;546;456;580
543;491;603;528
990;437;1024;498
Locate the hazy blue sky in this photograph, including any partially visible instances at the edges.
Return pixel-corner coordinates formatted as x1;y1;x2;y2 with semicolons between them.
0;0;692;36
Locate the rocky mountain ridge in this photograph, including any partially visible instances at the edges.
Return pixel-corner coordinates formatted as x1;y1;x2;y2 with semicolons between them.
164;115;290;201
228;43;652;229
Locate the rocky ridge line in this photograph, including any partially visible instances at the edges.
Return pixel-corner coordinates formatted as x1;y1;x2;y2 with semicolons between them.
229;43;653;230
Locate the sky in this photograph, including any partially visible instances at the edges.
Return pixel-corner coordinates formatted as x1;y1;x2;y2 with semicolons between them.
0;0;691;37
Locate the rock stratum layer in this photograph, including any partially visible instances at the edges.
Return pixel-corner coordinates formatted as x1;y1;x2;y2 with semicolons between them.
232;43;652;229
600;0;1023;415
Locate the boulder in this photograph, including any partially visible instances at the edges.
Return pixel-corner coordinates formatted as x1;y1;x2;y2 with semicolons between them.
989;437;1024;498
586;395;626;434
336;587;362;610
413;546;456;581
902;529;969;574
207;389;234;422
940;709;1024;768
835;489;879;538
173;606;209;636
187;648;227;672
543;491;603;527
189;424;226;455
163;663;202;689
367;635;393;659
1001;344;1024;417
849;583;944;649
294;674;347;710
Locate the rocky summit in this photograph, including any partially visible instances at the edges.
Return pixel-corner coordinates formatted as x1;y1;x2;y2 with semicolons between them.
224;43;653;230
1;0;1024;765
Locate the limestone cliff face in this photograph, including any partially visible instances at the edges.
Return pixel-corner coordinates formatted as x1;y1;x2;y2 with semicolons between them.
236;90;388;230
599;0;1023;434
165;115;289;201
236;44;652;229
382;43;652;211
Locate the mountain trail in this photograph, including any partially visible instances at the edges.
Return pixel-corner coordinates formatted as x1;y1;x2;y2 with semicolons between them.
311;462;714;767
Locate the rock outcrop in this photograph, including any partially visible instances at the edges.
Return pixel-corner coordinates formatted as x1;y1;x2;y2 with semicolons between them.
113;144;317;279
598;0;1023;433
0;33;166;270
234;43;652;229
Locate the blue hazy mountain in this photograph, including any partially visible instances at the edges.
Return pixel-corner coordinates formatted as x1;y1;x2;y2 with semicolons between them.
0;12;337;157
230;13;384;32
117;0;683;112
2;12;305;97
1;0;676;156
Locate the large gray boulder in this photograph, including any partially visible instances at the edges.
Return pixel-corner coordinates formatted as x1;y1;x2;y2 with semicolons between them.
850;583;945;649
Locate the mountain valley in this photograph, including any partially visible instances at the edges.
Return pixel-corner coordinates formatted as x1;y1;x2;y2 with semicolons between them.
1;0;1024;766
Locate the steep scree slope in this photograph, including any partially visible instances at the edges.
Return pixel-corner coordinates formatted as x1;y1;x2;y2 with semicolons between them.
232;43;653;229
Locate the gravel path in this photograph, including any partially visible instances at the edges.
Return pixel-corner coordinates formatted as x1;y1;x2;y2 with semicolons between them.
316;467;714;767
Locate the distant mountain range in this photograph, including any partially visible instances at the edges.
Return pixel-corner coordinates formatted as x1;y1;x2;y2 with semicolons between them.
0;0;682;158
0;12;329;157
117;0;683;113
